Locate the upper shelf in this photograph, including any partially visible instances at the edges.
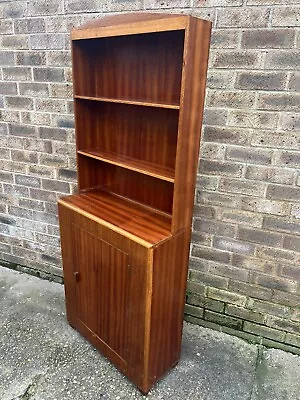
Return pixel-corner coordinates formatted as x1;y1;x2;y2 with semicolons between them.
74;95;180;110
58;188;172;247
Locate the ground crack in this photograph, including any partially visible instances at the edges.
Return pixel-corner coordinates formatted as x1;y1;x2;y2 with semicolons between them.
248;344;264;400
10;373;44;400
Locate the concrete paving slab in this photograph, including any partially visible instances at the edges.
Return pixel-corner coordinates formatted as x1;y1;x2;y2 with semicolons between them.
0;266;300;400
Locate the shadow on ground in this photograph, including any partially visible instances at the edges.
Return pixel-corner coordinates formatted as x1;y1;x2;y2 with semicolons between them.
1;266;300;400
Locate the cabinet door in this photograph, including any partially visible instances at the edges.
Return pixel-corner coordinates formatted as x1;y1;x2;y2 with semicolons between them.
72;224;130;368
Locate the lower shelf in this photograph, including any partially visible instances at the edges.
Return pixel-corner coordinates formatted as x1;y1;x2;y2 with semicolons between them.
58;189;172;246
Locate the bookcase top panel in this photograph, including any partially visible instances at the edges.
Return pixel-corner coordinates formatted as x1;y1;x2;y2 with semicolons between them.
71;12;196;40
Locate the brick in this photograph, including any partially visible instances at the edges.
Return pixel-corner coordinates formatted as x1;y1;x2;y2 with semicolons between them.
0;110;20;124
221;209;262;228
198;191;240;209
18;198;45;212
3;184;29;198
254;271;298;293
244;321;285;342
220;178;266;197
193;218;236;238
272;6;300;26
241;29;295;49
9;206;33;220
248;298;290;318
276;151;300;167
0;51;14;65
211;29;239;49
46;51;71;67
51;115;75;129
191;232;212;247
193;205;216;219
210;263;249;282
258;93;300;111
246;165;295;185
33;67;65;82
0;2;27;19
50;83;73;99
189;257;209;273
0;82;17;96
213;236;255;255
238;227;283;247
42;179;70;193
281;265;300;282
31;34;64;50
15;175;41;188
2;67;32;81
0;160;26;174
28;165;54;178
192;245;230;265
19;83;48;97
205;310;243;330
0;171;13;183
16;52;46;66
1;35;29;50
0;123;8;136
39;127;67;141
213;50;261;69
265;51;300;69
283;236;300;253
23;138;52;153
8;124;36;137
227;110;279;130
35;98;66;113
235;71;287;91
279;113;300;132
207;287;247;306
5;97;33;111
208;90;255;108
267;316;300;335
229;275;273;300
11;150;38;164
203;108;228;126
207;71;235;90
226;304;265;324
21;111;51;126
252;130;300;151
217;7;270;28
190;269;228;290
39;154;68;167
267;184;300;202
285;333;300;348
187;292;224;313
196;175;219;192
226;146;272;165
288;73;300;92
291;204;300;219
0;19;13;34
186;281;206;296
28;0;64;15
199;159;243;177
184;304;204;319
200;143;226;161
203;126;252;145
45;15;82;33
273;290;300;308
258;245;300;265
14;18;45;34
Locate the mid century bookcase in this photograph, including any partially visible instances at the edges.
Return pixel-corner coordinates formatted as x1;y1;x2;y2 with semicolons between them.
58;13;211;394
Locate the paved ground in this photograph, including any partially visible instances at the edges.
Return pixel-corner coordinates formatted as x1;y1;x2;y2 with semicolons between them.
1;266;300;400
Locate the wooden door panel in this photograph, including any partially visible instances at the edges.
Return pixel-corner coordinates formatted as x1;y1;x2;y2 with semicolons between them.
72;224;130;363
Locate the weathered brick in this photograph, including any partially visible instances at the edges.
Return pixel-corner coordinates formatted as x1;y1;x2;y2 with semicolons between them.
16;51;46;66
187;292;225;313
196;175;219;192
193;218;236;238
252;130;300;151
221;209;262;228
9;206;33;220
2;67;32;81
288;73;300;92
39;127;67;141
189;257;209;273
45;15;82;33
23;138;52;153
273;290;300;308
203;108;228;126
207;71;235;90
241;29;295;49
267;184;300;202
285;333;300;348
253;271;298;293
190;269;228;290
0;2;27;19
220;178;266;197
50;83;73;99
213;236;255;255
21;111;51;126
28;165;55;178
199;159;243;177
226;304;265;324
265;51;300;69
226;146;272;165
51;115;75;129
39;154;68;167
0;82;17;96
283;236;300;253
227;110;279;130
203;126;252;145
211;29;239;49
2;183;29;198
238;227;283;247
19;82;49;97
5;96;33;111
210;262;249;282
247;298;290;318
0;171;13;183
193;204;216;219
217;7;270;28
186;280;206;297
11;150;38;164
46;51;71;67
235;71;287;91
207;287;247;306
281;265;300;282
18;198;45;212
213;50;261;69
35;98;66;113
191;232;212;247
272;6;300;27
65;0;103;13
245;165;295;185
14;18;45;34
276;151;300;168
0;159;26;174
0;123;8;136
208;90;255;109
184;304;204;319
192;245;231;265
258;93;300;111
8;124;36;137
279;113;300;132
205;310;243;330
198;191;240;209
200;143;226;161
28;0;64;16
33;67;65;82
244;321;285;342
104;0;144;12
31;34;64;50
267;316;300;335
0;51;14;66
42;178;70;193
1;35;29;50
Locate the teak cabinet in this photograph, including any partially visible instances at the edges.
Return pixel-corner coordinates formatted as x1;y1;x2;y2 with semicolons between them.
58;13;211;394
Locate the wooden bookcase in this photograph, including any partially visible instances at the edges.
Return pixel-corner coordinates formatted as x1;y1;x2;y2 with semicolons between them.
58;13;211;394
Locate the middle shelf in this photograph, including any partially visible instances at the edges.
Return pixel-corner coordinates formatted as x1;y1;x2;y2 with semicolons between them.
78;149;175;182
